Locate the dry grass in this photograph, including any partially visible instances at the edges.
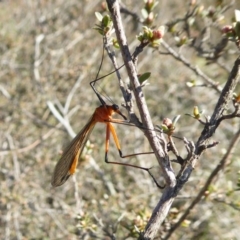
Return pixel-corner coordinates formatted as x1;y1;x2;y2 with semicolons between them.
0;0;240;239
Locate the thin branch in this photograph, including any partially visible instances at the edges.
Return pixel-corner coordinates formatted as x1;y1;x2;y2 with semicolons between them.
164;126;240;239
105;1;240;239
177;56;240;183
47;101;76;138
102;35;133;112
160;40;222;93
106;0;174;182
196;56;240;148
106;1;178;239
120;2;140;23
5;133;20;180
213;197;240;211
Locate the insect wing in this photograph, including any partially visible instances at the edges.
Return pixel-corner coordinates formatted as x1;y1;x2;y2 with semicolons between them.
51;116;96;187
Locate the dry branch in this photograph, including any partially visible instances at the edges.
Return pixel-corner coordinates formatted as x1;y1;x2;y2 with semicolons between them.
106;0;240;239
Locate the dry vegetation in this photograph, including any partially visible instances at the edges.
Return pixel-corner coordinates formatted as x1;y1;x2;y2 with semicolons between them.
0;0;240;239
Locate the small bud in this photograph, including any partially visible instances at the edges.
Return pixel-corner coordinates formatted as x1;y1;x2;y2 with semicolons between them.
207;6;215;18
222;25;233;34
193;106;200;119
152;26;165;40
182;219;191;228
162;118;173;128
145;12;154;25
101;2;107;11
143;26;153;38
190;0;196;6
145;0;154;12
176;35;188;47
196;5;204;15
233;93;240;103
204;190;210;197
112;38;120;49
186;79;196;87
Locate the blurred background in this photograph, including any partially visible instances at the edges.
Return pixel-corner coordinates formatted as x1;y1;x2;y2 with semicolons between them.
0;0;240;239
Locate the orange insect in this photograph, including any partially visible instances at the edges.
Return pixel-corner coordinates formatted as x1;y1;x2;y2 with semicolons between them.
51;98;157;187
52;103;126;186
51;74;156;187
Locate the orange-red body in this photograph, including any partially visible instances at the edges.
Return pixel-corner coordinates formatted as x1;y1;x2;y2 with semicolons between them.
51;104;126;187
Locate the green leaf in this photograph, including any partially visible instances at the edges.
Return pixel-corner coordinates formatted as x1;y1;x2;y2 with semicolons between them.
172;115;181;126
95;12;103;22
141;8;148;19
234;21;240;37
161;124;169;132
93;26;104;35
186;79;196;87
102;15;111;27
138;72;151;83
235;9;240;22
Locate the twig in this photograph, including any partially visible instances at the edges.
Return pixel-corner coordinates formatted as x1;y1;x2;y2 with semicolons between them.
160;40;222;93
177;56;240;182
33;34;45;83
106;1;177;239
5;133;20;180
106;1;240;239
196;56;240;148
102;35;133;112
213;197;240;211
120;2;140;23
0;84;11;99
164;127;240;239
47;101;76;138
